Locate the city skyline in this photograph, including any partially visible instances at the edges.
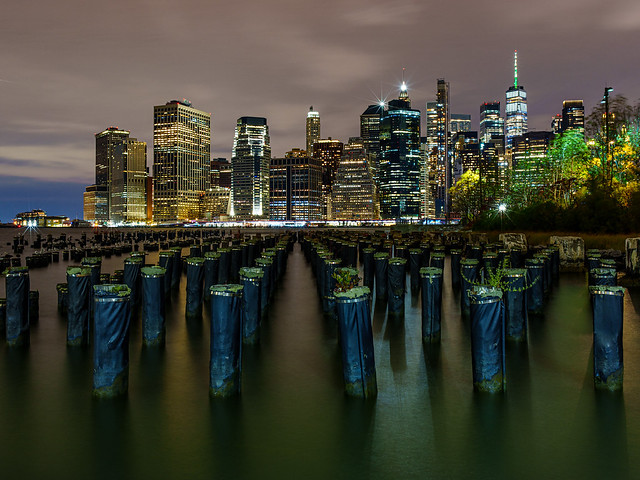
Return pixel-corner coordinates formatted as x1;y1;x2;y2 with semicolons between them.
2;0;640;220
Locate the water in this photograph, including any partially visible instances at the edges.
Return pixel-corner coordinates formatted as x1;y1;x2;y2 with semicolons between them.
0;228;639;479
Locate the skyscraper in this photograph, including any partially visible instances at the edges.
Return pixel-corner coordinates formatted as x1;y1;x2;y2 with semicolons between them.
92;127;147;224
360;104;383;182
379;81;421;219
269;149;322;221
435;78;450;217
306;107;320;156
561;100;585;134
94;126;129;221
479;102;505;144
231;116;271;219
110;137;147;223
313;137;344;218
153;99;211;222
505;50;528;148
450;114;471;134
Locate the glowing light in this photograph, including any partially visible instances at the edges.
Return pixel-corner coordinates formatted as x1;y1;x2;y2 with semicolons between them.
400;82;407;92
498;204;507;213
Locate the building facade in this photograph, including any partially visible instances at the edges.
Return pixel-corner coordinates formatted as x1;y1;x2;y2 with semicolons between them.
313;138;344;219
269;150;322;221
561;100;585;134
231;116;271;219
331;143;379;220
379;83;422;219
110;138;147;223
479;102;504;144
153;100;211;222
505;51;528;148
306;107;320;156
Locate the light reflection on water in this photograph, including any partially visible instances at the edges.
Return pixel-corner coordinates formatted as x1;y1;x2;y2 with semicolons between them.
0;228;638;479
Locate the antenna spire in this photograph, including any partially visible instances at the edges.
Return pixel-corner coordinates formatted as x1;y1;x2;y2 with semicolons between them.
514;50;518;88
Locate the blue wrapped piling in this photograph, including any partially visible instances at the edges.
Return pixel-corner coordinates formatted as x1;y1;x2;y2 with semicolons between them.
460;258;480;317
204;252;220;302
362;248;375;292
343;242;358;268
239;268;263;344
420;267;443;343
533;252;551;295
586;250;601;272
0;297;5;332
503;268;528;341
387;257;407;317
170;247;182;289
229;247;242;283
185;257;205;321
66;267;92;346
525;258;544;316
469;287;505;393
81;256;102;308
263;249;278;286
28;290;39;324
335;286;377;398
124;256;143;308
158;251;174;296
409;249;422;294
141;266;166;347
5;266;30;347
590;286;625;391
323;258;341;318
92;285;132;397
254;257;273;317
430;252;445;270
450;249;462;290
217;248;231;284
209;284;244;397
374;252;389;301
589;268;617;287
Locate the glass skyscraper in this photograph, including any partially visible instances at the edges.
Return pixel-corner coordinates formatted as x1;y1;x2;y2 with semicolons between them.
479;102;505;144
231;116;271;219
379;83;421;219
153;99;211;222
505;51;528;148
306;107;320;156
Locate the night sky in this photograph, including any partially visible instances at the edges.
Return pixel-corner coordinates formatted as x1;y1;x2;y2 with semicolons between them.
2;0;639;221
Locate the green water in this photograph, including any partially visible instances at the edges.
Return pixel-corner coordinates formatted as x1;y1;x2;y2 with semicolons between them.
0;228;638;479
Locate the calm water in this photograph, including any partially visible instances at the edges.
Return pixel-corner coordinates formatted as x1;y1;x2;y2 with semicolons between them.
0;227;639;480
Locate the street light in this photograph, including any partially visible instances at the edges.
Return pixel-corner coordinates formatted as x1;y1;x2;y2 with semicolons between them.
498;203;506;231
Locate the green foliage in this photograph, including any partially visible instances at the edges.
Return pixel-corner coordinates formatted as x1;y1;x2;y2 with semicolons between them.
332;267;360;293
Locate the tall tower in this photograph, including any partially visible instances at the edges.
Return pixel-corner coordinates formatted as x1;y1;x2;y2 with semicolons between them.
95;127;130;221
231;116;271;219
436;78;450;218
153;99;211;222
479;102;504;144
110;137;147;223
379;81;421;219
505;50;528;148
306;106;320;156
561;100;585;134
360;103;384;180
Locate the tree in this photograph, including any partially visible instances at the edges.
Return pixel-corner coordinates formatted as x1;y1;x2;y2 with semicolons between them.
450;169;481;223
546;130;592;206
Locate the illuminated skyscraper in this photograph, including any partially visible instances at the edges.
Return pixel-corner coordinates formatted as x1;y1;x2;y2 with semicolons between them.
435;78;450;217
505;50;528;148
153;100;211;222
306;107;320;156
479;102;504;144
111;138;147;223
313;137;344;218
94;127;129;221
231;116;271;219
512;131;555;188
450;114;471;134
93;127;147;223
360;104;383;181
331;141;379;220
269;149;322;221
379;81;421;219
561;100;585;134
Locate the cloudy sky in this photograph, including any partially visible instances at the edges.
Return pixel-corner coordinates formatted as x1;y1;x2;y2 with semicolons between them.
2;0;640;221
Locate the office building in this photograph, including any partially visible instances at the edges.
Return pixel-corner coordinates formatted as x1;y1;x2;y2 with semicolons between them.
452;131;480;182
561;100;585;134
378;81;421;219
512;131;555;188
231;116;271;219
313;137;344;218
306;107;320;156
83;184;108;223
434;78;451;217
270;150;322;221
479;102;505;144
331;144;379;220
450;114;471;134
110;137;147;223
505;51;528;148
153;99;211;222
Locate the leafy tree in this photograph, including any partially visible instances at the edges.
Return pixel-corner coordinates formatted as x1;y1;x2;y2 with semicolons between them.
450;169;481;223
